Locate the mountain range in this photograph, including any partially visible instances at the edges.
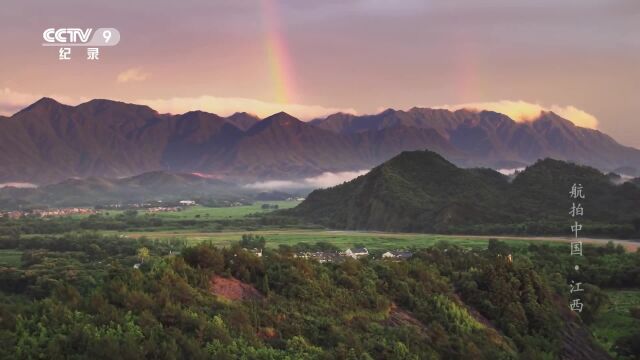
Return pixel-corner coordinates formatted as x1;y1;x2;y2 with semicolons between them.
1;98;639;184
288;150;640;235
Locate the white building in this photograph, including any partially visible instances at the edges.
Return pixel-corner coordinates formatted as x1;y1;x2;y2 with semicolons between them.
344;247;369;259
244;248;263;257
382;250;413;260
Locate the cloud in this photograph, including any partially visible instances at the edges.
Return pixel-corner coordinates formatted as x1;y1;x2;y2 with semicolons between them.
497;167;525;176
136;95;357;120
244;170;368;190
435;100;598;129
116;68;150;83
0;182;37;189
0;88;86;116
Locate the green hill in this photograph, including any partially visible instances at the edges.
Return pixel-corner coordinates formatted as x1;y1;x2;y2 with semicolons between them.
290;150;640;237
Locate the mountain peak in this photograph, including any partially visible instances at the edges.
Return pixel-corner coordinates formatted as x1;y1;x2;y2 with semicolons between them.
77;99;158;116
177;110;223;119
229;111;260;119
262;112;302;125
226;112;260;131
379;108;397;115
17;97;65;115
34;97;60;105
244;111;305;134
384;149;456;171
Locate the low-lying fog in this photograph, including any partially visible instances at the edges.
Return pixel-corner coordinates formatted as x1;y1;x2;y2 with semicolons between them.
243;170;369;191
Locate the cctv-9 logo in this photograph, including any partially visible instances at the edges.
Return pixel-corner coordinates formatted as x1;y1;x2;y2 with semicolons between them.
42;28;120;46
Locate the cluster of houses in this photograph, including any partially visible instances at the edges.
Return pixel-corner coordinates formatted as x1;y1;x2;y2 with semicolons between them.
292;247;413;263
0;211;22;219
135;200;197;214
146;206;184;213
99;200;197;210
0;207;96;219
238;246;413;263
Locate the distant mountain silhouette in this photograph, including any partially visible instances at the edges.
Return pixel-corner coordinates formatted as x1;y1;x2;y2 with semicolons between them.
0;171;240;207
0;98;638;184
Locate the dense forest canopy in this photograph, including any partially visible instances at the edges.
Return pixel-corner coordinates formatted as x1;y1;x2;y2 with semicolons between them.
0;232;638;359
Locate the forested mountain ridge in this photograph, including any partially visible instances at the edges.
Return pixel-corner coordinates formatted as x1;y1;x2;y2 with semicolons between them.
289;150;640;236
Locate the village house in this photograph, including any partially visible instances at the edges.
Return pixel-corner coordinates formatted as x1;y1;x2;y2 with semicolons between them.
295;251;340;263
1;211;23;219
28;207;96;218
179;200;196;206
146;206;182;213
244;248;263;257
343;247;369;259
382;250;413;261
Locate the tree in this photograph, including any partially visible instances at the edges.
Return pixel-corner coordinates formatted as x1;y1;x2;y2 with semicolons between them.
261;274;270;295
137;247;150;264
123;209;138;217
286;336;323;359
578;284;610;324
613;332;640;359
240;234;266;250
488;239;511;256
182;244;225;273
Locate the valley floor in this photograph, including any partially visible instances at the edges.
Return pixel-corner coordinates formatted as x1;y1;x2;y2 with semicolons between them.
116;228;639;252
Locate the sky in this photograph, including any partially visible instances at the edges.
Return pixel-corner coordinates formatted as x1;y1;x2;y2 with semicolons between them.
1;0;639;147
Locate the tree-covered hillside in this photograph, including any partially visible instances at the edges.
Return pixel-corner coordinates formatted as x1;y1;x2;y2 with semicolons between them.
0;234;627;359
289;151;640;237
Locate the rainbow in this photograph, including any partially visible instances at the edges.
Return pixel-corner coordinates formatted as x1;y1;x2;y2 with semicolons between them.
260;0;296;104
451;31;484;103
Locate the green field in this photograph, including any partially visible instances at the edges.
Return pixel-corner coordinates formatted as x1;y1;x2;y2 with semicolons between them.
96;201;300;220
120;228;569;252
591;289;640;354
37;199;640;254
0;250;22;267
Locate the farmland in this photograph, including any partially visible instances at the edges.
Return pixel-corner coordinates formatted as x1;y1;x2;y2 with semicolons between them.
120;229;568;251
